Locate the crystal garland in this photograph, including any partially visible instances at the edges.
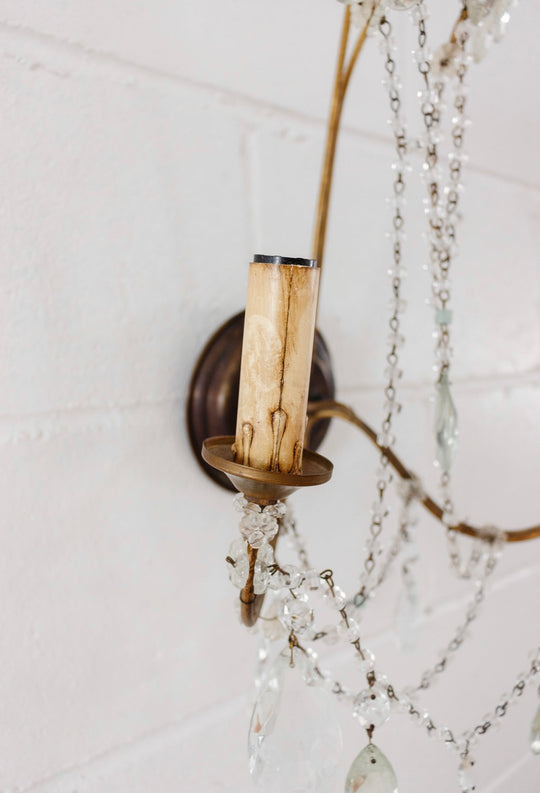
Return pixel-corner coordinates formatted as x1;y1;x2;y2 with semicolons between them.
413;2;487;584
229;496;539;792
221;2;537;792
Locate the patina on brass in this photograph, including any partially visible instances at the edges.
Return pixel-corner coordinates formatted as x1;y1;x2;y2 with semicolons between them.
202;436;333;626
307;400;540;543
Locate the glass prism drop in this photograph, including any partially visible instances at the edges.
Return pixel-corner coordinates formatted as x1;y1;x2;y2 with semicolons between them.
248;652;342;792
531;703;540;755
435;371;458;472
345;743;398;793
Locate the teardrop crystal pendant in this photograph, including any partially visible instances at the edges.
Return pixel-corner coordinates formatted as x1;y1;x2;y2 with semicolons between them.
345;743;398;793
435;371;458;472
530;703;540;754
248;651;343;792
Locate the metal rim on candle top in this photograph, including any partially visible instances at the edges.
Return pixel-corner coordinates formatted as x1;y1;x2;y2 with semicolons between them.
252;254;318;268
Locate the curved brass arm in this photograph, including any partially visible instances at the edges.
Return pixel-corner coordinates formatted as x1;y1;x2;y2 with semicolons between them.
307;400;540;543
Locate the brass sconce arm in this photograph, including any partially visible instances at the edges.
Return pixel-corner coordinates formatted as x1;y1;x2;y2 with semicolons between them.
307;399;540;543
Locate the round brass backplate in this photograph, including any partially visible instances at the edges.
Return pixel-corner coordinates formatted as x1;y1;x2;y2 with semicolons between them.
187;311;335;490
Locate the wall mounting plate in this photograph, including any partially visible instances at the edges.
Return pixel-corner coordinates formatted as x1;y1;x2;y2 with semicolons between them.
186;311;335;490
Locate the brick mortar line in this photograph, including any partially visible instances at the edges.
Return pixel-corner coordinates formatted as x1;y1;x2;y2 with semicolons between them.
0;368;538;441
20;694;247;792
0;18;538;191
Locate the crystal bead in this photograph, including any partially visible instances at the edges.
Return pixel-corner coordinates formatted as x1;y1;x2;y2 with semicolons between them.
435;307;453;325
300;568;320;591
387;332;405;349
467;0;496;25
229;537;247;559
355;647;376;676
377;431;395;448
323;585;347;610
267;570;286;591
435;371;458;472
247;529;266;549
338;618;361;643
253;564;270;595
257;542;273;564
458;757;476;791
353;686;391;729
345;743;398;793
249;654;343;792
279;594;314;634
530;703;540;755
281;564;302;589
228;553;249;589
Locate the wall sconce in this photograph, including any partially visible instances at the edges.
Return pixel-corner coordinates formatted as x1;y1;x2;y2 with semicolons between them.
186;2;540;791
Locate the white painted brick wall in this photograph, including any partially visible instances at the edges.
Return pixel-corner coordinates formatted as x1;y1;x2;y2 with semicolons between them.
0;3;539;791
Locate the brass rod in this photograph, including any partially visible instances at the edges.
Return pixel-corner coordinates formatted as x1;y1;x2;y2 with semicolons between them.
311;5;378;271
307;400;540;543
312;6;351;270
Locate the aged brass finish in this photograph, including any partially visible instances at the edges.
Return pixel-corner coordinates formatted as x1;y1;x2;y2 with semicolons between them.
203;435;333;626
202;436;333;502
312;4;469;271
307;400;540;543
187;312;335;490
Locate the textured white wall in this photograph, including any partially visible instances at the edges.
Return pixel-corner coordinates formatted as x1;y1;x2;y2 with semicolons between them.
1;1;539;791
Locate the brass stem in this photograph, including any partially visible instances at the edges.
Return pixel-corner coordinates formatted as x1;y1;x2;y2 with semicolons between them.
312;7;351;269
312;5;381;271
307;400;540;543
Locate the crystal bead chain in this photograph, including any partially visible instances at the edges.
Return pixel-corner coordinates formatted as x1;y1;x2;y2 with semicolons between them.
413;3;479;580
367;476;422;599
351;14;410;609
415;532;503;692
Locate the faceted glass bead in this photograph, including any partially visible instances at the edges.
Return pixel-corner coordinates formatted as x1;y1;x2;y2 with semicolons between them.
467;0;497;24
249;654;342;793
279;594;314;634
530;703;540;755
301;569;321;592
458;757;476;791
281;564;302;589
345;743;398;793
228;553;249;589
324;585;348;610
253;542;273;595
435;371;458;472
253;565;270;595
355;647;376;676
337;618;361;643
352;686;391;729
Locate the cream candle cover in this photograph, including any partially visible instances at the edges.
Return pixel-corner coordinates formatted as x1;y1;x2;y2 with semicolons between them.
233;255;320;474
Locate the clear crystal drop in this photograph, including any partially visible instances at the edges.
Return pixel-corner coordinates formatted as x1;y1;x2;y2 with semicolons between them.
345;743;398;793
435;371;458;472
248;653;343;792
530;703;540;755
248;654;285;779
352;686;391;729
